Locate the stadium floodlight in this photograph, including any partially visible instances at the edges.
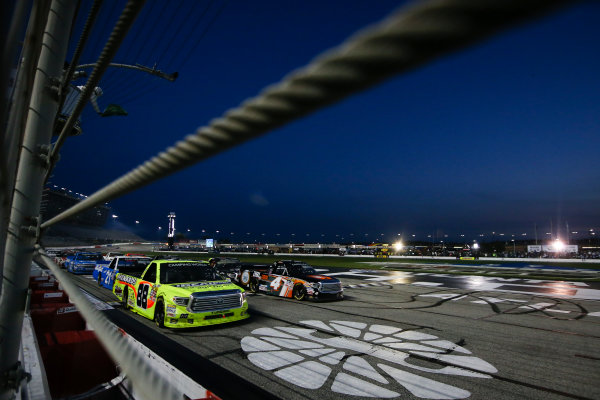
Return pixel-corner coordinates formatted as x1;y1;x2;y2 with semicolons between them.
473;242;480;249
554;239;565;251
394;241;403;251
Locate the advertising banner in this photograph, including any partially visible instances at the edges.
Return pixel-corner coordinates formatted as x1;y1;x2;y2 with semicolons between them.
529;244;578;253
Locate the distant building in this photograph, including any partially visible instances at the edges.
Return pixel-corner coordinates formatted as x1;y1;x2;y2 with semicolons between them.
41;187;109;227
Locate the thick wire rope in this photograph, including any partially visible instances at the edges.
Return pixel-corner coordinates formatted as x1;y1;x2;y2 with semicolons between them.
99;0;167;100
47;0;147;182
59;0;103;112
108;0;215;106
83;0;120;63
103;0;163;88
101;3;180;102
34;248;183;400
41;0;575;230
154;0;196;65
83;0;127;95
114;0;226;106
175;0;228;70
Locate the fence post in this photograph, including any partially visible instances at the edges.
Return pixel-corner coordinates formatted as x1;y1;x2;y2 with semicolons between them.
0;1;76;398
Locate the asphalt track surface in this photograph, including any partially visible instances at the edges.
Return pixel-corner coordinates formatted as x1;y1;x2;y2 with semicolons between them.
70;268;600;400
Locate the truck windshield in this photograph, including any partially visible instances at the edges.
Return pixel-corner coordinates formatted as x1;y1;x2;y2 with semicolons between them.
119;259;151;271
80;254;102;261
160;264;220;284
289;264;316;276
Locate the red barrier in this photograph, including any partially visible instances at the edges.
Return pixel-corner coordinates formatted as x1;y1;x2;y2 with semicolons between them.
40;330;118;398
30;290;69;305
29;280;59;290
30;305;86;340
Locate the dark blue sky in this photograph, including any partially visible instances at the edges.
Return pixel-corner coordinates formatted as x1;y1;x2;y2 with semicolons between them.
52;0;600;243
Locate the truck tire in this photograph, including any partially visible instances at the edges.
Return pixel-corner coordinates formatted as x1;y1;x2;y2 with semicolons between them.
240;270;251;286
97;274;102;286
155;299;165;328
293;284;306;301
122;287;130;310
249;279;259;293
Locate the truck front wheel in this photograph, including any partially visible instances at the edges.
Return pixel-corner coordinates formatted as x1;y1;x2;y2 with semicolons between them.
249;279;259;293
155;299;165;328
122;287;130;310
97;274;102;286
293;284;306;301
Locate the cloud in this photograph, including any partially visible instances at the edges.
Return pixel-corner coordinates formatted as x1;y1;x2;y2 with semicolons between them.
250;192;269;207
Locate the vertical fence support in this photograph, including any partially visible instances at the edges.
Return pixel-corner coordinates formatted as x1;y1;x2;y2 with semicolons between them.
0;0;76;398
1;0;52;298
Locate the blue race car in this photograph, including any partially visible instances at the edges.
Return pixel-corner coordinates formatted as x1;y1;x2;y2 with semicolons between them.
66;252;104;274
93;256;151;289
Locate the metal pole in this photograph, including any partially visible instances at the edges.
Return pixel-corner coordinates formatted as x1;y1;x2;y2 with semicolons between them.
1;0;52;297
0;1;76;397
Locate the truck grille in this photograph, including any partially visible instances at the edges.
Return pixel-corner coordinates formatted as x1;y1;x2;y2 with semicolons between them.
320;282;342;293
189;290;242;312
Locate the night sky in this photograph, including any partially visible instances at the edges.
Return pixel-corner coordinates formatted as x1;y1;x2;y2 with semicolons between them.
50;0;600;243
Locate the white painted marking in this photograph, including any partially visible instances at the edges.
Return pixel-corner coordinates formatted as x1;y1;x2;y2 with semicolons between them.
262;337;324;350
319;351;346;365
571;289;600;301
364;333;383;341
409;352;497;374
421;340;471;354
299;320;334;332
343;356;389;384
332;372;398;398
241;336;280;352
385;342;444;353
369;324;402;335
419;294;465;301
252;327;297;338
248;351;304;371
395;331;438;341
331;323;362;338
372;337;402;344
332;320;367;329
378;364;471;399
519;303;554;310
471;297;528;304
299;348;335;357
588;311;600;317
274;361;331;389
242;321;498;397
517;303;571;313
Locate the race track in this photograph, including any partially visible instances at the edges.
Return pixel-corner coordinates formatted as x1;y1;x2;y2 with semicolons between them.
71;268;600;400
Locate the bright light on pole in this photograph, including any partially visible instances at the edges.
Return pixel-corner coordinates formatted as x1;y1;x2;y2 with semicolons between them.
554;239;565;252
393;241;403;252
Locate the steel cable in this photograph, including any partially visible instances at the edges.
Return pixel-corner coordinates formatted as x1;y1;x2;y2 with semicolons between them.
34;247;183;400
47;0;147;181
41;0;574;229
59;0;103;112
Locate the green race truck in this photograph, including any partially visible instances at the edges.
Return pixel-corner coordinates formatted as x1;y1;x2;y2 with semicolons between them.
112;259;249;328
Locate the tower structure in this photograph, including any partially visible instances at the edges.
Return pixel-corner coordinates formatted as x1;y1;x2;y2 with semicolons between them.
167;211;176;249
